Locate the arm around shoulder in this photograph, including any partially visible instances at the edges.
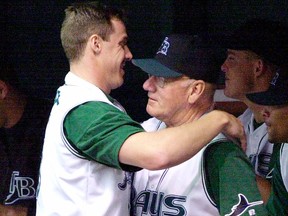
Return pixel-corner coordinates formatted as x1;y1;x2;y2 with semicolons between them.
119;110;246;170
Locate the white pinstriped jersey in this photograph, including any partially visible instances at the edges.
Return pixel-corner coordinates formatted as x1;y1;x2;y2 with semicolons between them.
133;117;267;216
36;72;133;216
132;118;220;216
238;109;274;178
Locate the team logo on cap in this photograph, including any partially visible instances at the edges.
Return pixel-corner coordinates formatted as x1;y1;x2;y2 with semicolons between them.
270;72;279;86
156;37;170;55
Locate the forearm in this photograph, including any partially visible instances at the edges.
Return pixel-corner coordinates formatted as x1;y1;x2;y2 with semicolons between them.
120;110;243;170
256;175;271;204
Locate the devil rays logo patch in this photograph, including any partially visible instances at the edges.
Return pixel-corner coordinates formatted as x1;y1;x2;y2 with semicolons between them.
225;194;263;216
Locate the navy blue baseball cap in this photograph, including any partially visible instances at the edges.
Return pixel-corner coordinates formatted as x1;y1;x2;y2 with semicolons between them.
132;34;224;84
246;71;288;105
225;18;288;67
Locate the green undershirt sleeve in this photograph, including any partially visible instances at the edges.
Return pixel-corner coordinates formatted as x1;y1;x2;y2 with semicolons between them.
63;101;145;171
204;142;268;215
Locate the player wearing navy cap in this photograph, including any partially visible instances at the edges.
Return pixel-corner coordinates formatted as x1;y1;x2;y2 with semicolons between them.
131;34;267;216
222;18;288;180
247;71;288;215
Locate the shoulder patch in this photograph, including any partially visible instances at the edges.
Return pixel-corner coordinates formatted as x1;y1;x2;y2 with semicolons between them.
225;194;263;216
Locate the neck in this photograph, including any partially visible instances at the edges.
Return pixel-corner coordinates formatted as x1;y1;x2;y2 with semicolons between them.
242;97;264;123
165;107;207;128
70;58;111;94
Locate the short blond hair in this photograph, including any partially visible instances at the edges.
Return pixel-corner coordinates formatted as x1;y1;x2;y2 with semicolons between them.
60;1;125;62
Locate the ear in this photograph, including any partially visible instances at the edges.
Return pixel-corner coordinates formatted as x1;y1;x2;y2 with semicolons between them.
89;34;102;55
187;80;205;104
254;59;265;78
0;81;8;100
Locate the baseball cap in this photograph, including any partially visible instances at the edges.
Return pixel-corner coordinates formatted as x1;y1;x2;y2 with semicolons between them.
246;70;288;105
225;18;288;66
132;34;224;84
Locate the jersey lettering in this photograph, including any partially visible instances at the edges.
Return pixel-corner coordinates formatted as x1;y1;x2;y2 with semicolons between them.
249;153;272;176
133;190;187;216
257;153;272;175
54;90;61;105
5;171;36;204
118;172;133;190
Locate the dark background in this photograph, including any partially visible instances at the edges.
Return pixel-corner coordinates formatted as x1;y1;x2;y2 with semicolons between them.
2;0;288;122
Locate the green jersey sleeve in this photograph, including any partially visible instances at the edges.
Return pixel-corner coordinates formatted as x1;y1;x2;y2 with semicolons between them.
204;142;268;216
266;143;288;215
63;101;145;171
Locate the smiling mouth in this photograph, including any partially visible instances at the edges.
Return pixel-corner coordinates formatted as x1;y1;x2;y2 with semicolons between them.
121;61;126;69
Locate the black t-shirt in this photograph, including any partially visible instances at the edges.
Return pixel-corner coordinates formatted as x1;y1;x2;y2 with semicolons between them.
0;97;52;215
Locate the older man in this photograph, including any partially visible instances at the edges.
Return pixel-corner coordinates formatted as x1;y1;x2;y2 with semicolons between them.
131;34;267;216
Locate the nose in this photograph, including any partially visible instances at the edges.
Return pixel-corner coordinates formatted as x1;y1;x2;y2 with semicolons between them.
143;75;156;92
125;46;133;61
221;60;228;73
261;107;270;119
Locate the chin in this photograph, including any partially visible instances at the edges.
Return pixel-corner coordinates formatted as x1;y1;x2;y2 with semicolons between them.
146;106;157;116
112;80;124;90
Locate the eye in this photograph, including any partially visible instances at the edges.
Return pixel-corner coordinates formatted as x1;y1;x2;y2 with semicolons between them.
119;38;128;48
120;42;126;48
227;55;235;61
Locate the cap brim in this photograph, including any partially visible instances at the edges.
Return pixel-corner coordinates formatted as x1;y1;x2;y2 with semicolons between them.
247;90;288;106
132;59;182;77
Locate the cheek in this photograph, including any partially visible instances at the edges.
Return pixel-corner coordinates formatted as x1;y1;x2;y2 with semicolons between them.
276;111;288;129
146;94;173;115
270;112;285;132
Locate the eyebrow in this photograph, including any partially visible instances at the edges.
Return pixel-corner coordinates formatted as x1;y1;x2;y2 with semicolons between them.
227;50;237;55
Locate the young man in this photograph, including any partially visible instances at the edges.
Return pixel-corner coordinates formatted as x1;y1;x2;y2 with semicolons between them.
36;2;246;216
131;34;267;215
221;18;288;178
247;71;288;215
0;56;53;216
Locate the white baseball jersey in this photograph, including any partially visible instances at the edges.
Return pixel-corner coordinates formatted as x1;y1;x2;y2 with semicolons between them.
238;108;274;177
134;117;267;216
134;118;220;216
36;72;133;216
